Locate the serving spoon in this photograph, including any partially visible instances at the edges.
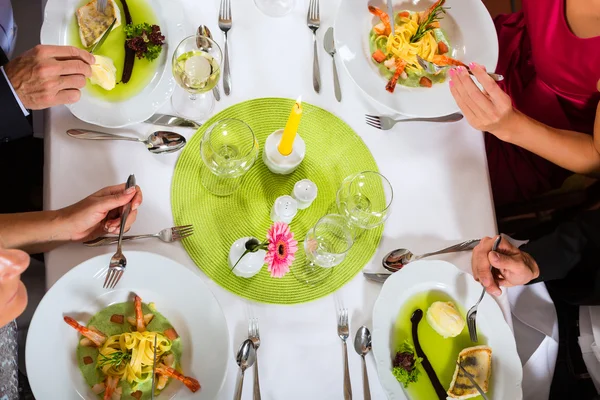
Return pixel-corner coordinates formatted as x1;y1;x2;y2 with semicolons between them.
66;129;186;154
382;239;481;272
234;339;256;400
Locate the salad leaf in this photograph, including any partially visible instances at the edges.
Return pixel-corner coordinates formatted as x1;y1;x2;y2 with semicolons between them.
392;340;423;388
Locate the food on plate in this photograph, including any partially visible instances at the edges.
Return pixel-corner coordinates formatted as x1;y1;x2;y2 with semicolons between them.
447;345;492;399
426;301;465;338
89;55;117;90
368;0;466;92
124;23;165;61
76;0;122;48
64;294;200;399
392;340;423;387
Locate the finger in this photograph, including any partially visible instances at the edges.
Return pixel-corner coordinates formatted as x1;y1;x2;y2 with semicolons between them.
106;210;138;234
496;237;519;255
94;183;128;197
449;78;479;123
57;74;87;91
131;186;143;211
453;66;495;118
471;236;495;282
95;186;137;214
468;63;506;103
40;45;96;65
488;250;523;274
56;59;93;77
53;89;81;105
123;210;138;233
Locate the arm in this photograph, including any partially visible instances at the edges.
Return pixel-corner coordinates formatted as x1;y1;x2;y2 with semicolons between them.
0;211;66;254
449;65;600;175
0;46;31;141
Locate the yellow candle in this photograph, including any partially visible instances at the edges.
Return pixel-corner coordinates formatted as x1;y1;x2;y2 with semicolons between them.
278;96;302;156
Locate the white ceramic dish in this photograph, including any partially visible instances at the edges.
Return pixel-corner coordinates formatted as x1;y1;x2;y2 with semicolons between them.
334;0;498;117
372;260;523;400
26;251;229;399
40;0;186;127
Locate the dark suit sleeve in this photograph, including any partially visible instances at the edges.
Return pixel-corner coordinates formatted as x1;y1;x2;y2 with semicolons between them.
521;209;600;283
0;47;32;141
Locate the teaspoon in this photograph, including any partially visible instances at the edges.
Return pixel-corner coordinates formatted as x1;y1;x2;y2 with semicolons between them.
66;129;187;154
382;239;481;272
234;339;256;400
354;326;372;400
197;25;221;101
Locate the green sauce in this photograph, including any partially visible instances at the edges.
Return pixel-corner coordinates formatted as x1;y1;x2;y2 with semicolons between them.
76;301;182;400
393;291;491;399
68;0;160;101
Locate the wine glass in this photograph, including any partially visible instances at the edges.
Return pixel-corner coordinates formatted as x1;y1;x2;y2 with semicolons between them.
336;171;394;233
200;119;259;196
292;214;354;286
254;0;296;17
172;35;222;122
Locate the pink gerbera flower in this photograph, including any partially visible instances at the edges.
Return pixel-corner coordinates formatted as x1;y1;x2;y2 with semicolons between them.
264;222;298;278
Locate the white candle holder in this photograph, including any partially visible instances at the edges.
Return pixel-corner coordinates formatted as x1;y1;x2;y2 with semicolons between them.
292;179;318;209
228;237;266;278
270;195;298;223
262;129;306;175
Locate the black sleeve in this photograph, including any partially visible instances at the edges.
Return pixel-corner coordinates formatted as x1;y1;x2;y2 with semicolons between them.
0;47;32;141
521;209;600;283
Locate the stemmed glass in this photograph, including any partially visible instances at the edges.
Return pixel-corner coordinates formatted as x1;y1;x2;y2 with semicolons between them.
200;119;259;196
292;214;354;286
254;0;296;17
172;35;222;122
336;171;394;235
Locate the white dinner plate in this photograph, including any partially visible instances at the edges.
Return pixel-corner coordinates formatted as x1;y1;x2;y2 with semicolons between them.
334;0;498;117
372;260;523;400
26;251;229;400
40;0;186;127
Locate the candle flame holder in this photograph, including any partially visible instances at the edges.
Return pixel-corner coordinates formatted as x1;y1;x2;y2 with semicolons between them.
262;129;306;175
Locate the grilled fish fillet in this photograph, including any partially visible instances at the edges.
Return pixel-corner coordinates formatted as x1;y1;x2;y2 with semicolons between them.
447;345;492;399
76;0;122;48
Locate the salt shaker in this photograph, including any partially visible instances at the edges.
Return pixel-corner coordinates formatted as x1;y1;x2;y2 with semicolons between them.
271;195;298;223
292;179;318;209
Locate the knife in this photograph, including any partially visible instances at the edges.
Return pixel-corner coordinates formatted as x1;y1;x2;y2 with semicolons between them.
363;272;391;283
455;361;489;400
90;18;116;54
387;0;394;36
151;334;158;399
144;114;201;129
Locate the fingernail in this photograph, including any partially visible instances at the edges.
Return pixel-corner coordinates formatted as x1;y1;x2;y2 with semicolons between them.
108;226;117;233
448;68;455;77
493;289;502;296
125;187;135;194
490;251;500;263
132;202;139;211
449;80;454;87
469;62;477;69
481;276;490;286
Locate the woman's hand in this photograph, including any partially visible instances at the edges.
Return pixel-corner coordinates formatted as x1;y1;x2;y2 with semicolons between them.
448;63;521;138
58;184;143;242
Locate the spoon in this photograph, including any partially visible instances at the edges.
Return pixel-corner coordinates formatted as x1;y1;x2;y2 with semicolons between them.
354;326;372;400
197;25;221;101
382;239;481;273
66;129;187;154
234;339;256;400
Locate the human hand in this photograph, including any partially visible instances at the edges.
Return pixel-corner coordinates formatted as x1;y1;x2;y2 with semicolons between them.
3;45;95;110
471;236;540;296
0;244;30;327
448;63;521;138
57;184;143;242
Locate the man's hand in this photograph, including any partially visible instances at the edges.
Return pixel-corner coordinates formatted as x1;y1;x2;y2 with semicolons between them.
471;236;540;296
3;45;95;110
57;184;143;242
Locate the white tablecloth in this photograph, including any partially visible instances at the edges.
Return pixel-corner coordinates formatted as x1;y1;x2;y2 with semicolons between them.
41;0;555;398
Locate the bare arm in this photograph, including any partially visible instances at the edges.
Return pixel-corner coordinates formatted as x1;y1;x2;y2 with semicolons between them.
0;211;67;253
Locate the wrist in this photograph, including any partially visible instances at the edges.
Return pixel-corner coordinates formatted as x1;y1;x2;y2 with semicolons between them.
51;208;75;242
490;110;526;143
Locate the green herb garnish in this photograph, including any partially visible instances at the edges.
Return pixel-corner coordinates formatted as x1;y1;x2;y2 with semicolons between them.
392;340;423;388
97;351;132;369
124;23;165;62
410;2;448;43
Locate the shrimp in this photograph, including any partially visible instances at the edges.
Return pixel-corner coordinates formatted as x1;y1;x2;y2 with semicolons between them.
134;295;146;333
368;6;391;36
103;376;119;400
156;354;175;390
420;0;445;23
385;58;407;93
431;54;466;67
155;364;201;393
63;316;106;347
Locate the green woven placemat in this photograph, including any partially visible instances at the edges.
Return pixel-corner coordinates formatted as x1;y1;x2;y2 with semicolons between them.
171;98;383;304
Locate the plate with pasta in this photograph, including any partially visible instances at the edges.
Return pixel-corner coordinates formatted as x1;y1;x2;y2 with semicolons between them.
25;251;229;399
334;0;498;117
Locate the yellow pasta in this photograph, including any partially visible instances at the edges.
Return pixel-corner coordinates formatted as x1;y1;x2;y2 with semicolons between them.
384;14;439;73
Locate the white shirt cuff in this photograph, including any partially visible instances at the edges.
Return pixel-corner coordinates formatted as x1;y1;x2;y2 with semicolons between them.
0;65;29;116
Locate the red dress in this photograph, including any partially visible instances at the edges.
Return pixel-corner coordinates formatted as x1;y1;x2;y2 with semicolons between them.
487;0;600;206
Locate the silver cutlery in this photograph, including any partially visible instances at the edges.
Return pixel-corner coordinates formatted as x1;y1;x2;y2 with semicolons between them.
307;0;321;93
383;239;481;272
324;27;341;102
234;339;256;400
84;225;194;247
386;0;394;36
197;25;221;102
365;113;464;130
363;272;391;284
151;334;157;400
218;0;232;96
66;129;187;154
96;0;107;13
455;361;489;400
248;318;262;400
467;235;501;342
354;326;372;400
337;308;352;399
90;18;115;54
416;55;504;82
144;113;201;129
103;174;135;289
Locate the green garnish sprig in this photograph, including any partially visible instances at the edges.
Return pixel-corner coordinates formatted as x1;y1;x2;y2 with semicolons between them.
392;340;423;388
410;4;449;43
98;351;132;369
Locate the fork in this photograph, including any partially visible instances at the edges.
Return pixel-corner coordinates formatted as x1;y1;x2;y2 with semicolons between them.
248;318;262;400
96;0;107;13
103;174;136;289
416;54;504;82
338;308;352;400
365;113;463;130
83;225;194;246
307;0;321;93
218;0;232;96
466;235;501;342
